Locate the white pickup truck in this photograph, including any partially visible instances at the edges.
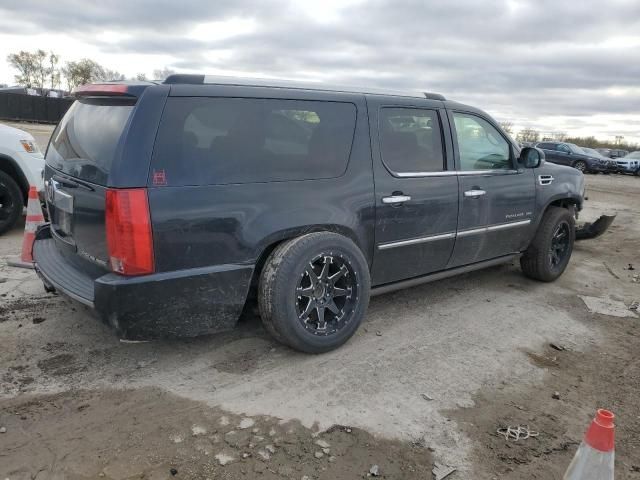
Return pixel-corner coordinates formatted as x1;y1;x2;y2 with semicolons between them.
0;123;45;234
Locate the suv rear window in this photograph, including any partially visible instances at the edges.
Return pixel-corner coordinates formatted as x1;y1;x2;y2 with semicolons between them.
151;97;356;186
46;98;134;185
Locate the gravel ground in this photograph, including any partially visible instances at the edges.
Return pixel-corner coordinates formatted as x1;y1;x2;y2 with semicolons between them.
0;122;638;479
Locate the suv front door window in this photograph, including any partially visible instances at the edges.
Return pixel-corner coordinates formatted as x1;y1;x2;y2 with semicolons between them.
448;111;536;267
452;114;511;171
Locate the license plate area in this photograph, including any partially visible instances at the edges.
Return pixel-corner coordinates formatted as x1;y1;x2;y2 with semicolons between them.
48;179;75;241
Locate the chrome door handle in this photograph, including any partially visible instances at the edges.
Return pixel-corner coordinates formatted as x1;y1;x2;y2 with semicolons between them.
382;195;411;204
464;189;486;198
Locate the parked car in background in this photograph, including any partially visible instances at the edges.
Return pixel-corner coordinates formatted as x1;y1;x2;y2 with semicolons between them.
597;148;629;159
610;149;629;159
0;123;45;234
535;141;609;173
580;147;618;173
615;151;640;175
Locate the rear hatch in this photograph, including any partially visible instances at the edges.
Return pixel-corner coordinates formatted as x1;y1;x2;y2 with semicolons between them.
44;85;143;275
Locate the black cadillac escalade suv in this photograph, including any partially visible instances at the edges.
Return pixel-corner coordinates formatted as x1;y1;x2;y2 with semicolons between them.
34;75;585;353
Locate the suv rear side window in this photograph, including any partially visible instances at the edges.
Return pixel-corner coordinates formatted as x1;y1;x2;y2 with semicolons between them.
379;108;444;173
46;98;134;185
152;97;357;186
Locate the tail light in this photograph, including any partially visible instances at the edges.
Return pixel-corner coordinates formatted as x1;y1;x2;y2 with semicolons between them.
105;189;154;275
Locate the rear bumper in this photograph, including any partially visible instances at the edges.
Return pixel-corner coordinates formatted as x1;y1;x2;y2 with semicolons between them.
33;227;254;340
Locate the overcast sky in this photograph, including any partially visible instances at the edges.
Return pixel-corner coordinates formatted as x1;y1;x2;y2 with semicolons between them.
1;0;639;142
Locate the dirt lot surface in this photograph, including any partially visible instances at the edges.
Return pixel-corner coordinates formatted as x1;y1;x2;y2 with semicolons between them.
0;123;639;479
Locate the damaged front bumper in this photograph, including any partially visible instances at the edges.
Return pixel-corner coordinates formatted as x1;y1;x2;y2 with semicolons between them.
575;214;616;241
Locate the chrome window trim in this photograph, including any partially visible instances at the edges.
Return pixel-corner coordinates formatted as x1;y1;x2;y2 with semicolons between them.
377;219;531;249
394;169;520;178
378;232;456;250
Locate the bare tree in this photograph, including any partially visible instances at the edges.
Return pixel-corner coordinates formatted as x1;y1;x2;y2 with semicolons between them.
32;49;48;90
553;131;568;142
62;59;107;91
6;51;37;87
97;69;125;81
49;52;60;90
135;73;148;81
153;67;176;81
499;121;514;135
516;128;540;143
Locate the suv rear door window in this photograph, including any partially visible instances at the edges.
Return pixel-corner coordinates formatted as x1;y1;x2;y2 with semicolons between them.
152;98;356;186
46;98;134;185
379;108;444;173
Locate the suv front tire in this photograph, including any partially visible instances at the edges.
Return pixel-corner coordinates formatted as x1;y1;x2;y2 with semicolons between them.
520;207;575;282
258;232;371;353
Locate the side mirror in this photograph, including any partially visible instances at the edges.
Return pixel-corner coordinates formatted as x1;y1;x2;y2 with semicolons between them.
520;147;544;168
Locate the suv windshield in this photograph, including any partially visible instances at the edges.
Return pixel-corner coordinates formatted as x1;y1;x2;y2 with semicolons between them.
46;98;134;185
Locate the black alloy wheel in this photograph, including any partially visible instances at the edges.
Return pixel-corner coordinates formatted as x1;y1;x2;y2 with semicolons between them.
295;253;358;336
258;232;371;353
549;221;571;270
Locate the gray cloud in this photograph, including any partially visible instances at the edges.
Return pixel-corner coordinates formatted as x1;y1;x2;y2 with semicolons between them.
2;0;639;139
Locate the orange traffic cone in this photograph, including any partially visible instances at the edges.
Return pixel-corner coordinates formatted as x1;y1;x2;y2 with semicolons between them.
7;186;45;269
563;409;615;479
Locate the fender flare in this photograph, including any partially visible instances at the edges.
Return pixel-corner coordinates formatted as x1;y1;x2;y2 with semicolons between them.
533;193;583;232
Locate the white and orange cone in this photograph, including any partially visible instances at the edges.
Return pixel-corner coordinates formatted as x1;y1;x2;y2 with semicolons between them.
563;409;615;480
7;186;46;269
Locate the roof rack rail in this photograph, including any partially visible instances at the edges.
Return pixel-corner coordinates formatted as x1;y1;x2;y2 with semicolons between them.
161;74;449;101
424;92;446;101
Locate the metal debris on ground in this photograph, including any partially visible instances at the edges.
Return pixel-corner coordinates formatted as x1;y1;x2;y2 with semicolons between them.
497;425;539;441
550;343;565;351
421;393;434;401
552;391;561;400
629;301;639;312
432;462;457;480
626;263;635;271
369;464;380;476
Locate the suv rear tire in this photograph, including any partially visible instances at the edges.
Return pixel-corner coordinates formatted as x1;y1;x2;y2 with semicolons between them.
0;171;23;235
520;207;575;282
258;232;370;353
